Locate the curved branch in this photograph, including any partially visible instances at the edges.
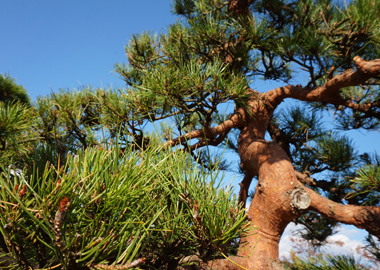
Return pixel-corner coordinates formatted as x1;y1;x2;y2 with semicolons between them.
164;109;246;148
296;171;328;188
304;186;380;238
187;128;230;151
238;173;254;207
295;171;361;204
266;57;380;109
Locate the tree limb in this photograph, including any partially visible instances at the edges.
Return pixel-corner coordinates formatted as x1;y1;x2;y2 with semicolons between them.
266;57;380;109
295;171;360;204
304;185;380;238
164;109;246;148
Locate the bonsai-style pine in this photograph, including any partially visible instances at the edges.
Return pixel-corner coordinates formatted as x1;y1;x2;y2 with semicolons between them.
114;0;380;268
1;0;380;269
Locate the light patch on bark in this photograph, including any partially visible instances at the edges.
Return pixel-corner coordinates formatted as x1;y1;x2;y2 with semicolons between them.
289;188;311;214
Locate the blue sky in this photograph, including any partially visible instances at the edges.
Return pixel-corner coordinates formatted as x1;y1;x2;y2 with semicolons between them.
1;1;176;100
1;0;379;264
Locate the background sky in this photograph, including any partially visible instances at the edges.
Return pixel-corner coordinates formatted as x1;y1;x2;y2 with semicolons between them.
1;0;379;266
0;1;176;100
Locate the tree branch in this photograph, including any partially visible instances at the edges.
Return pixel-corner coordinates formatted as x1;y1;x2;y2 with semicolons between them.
164;109;246;148
266;57;380;109
304;186;380;238
295;171;361;204
228;0;256;17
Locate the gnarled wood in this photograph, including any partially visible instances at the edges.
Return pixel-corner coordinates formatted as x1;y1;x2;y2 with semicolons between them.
266;57;380;109
304;186;380;238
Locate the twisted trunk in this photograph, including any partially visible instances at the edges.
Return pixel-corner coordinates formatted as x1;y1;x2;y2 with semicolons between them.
236;140;301;269
232;99;308;269
182;56;380;269
203;57;380;269
203;100;310;270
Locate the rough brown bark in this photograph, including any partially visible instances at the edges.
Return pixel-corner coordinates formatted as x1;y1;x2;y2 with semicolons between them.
200;138;307;270
179;57;380;269
266;56;380;109
304;186;380;238
236;140;300;269
228;0;255;17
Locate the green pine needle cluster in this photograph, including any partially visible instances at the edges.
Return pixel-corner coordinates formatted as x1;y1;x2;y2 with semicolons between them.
0;142;251;270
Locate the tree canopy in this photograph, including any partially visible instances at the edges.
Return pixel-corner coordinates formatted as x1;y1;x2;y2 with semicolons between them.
1;0;380;269
0;74;30;106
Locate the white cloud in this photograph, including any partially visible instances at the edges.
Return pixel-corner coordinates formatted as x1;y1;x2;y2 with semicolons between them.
324;234;364;257
279;222;379;269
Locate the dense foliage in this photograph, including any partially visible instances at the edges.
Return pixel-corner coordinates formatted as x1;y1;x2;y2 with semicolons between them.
0;74;30;105
0;124;250;269
0;82;252;269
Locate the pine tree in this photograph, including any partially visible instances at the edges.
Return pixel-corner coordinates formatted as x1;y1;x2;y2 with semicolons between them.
0;74;30;105
1;0;380;269
0;74;34;167
112;0;380;268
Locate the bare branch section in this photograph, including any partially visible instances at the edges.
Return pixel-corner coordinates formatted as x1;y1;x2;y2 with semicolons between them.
304;186;380;238
295;171;333;191
228;0;255;16
266;57;380;109
164;109;246;148
295;171;361;204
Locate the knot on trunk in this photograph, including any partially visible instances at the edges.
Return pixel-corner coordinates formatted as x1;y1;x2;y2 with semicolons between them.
289;187;311;214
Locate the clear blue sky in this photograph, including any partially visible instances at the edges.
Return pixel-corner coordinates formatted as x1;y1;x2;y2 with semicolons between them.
1;0;379;261
0;0;176;101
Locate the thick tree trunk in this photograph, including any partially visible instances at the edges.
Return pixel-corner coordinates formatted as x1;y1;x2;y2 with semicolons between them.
236;139;308;269
204;97;307;269
200;93;317;269
238;141;296;267
202;139;310;270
